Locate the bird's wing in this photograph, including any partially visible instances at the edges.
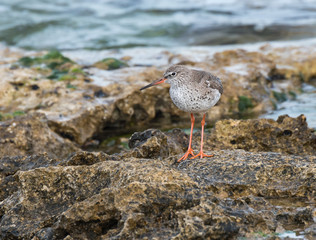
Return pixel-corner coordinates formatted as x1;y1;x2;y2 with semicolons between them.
193;70;223;94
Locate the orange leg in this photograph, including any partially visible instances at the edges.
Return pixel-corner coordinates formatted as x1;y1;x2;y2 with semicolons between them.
177;113;196;162
191;113;214;159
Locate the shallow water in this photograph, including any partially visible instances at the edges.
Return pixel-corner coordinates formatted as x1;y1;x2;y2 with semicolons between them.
261;84;316;129
1;0;316;50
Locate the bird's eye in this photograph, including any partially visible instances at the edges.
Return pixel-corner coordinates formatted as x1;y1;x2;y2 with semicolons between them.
171;72;176;76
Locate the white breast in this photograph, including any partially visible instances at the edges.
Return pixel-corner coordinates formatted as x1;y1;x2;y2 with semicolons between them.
169;86;221;113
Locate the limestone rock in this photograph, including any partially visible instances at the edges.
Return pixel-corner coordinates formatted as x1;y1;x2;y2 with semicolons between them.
0;42;316;240
0;113;79;159
206;114;316;155
127;129;184;159
0;150;314;239
0;153;58;201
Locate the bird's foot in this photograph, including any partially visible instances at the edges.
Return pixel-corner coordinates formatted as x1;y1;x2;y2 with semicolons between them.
177;148;195;162
191;151;214;159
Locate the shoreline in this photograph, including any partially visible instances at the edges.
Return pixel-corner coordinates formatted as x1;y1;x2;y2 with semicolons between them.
1;38;316;137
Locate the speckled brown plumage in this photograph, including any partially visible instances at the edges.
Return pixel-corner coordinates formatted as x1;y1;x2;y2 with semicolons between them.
163;65;223;113
140;65;223;162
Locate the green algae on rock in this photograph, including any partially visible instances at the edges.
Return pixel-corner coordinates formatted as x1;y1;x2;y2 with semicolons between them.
18;50;72;68
272;90;288;102
93;57;128;70
16;50;85;81
0;110;25;121
238;95;254;112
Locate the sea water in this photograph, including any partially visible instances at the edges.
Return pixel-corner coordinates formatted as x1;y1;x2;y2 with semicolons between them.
1;0;316;50
0;0;316;128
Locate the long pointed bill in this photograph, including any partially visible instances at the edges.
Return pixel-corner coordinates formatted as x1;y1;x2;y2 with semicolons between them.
140;78;167;91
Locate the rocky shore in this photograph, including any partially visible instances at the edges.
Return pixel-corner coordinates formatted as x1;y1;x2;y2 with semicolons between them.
0;43;315;239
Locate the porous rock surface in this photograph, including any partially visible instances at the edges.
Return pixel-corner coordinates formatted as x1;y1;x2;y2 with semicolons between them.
206;114;316;155
0;114;315;239
0;45;316;239
0;113;79;159
0;150;315;240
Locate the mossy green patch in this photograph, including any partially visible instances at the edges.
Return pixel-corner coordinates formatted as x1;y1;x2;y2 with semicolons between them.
91;135;130;154
16;50;85;81
12;110;25;117
272;91;287;102
18;56;38;67
18;51;72;68
66;83;77;89
70;68;85;74
42;50;72;63
0;111;26;121
47;69;68;80
59;74;76;81
93;57;128;70
271;99;277;110
288;90;297;100
120;141;129;149
238;96;253;112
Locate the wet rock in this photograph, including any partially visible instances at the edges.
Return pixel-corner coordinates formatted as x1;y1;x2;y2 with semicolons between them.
0;150;314;239
0;113;79;159
128;115;316;158
206;114;316;155
0;151;114;206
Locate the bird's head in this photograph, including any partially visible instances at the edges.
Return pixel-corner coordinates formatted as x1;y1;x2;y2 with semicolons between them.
140;65;189;90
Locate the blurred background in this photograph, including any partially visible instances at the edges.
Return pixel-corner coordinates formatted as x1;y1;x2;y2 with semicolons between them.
0;0;315;154
0;0;315;130
1;0;316;50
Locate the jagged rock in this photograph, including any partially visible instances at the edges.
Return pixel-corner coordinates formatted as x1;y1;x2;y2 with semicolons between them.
0;150;314;239
0;113;79;159
59;151;115;166
0;42;315;240
127;115;316;159
127;129;184;159
206;114;316;155
0;153;58;201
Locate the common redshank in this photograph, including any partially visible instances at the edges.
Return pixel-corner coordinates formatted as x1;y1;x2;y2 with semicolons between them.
140;65;223;162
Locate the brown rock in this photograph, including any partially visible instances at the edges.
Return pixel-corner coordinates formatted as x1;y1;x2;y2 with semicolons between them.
0;43;316;240
0;149;314;239
0;113;79;159
127;129;183;159
206;114;316;155
0;153;58;201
